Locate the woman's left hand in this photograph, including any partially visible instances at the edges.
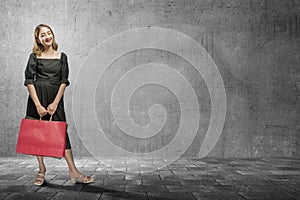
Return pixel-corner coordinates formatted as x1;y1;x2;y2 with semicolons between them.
47;102;58;116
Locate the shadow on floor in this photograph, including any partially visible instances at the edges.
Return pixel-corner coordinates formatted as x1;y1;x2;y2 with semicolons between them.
42;182;170;200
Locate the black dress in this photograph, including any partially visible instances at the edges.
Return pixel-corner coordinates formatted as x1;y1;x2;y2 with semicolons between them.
24;52;71;149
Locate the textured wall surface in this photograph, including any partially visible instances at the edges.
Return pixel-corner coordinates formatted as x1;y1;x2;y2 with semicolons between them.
0;0;299;158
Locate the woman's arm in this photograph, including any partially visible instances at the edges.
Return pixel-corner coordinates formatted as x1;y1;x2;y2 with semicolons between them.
47;83;67;115
27;84;48;117
47;53;70;116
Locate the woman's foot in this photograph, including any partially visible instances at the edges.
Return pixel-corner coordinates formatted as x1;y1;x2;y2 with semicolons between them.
69;172;93;184
34;172;45;186
34;168;46;186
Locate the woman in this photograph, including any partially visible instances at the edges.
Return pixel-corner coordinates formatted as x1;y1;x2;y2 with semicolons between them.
24;24;93;185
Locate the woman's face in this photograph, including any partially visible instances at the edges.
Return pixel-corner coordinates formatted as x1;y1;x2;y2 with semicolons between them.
37;27;53;48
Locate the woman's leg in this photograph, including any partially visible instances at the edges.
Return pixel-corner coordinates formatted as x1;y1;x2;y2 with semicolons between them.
35;156;46;185
37;156;46;171
64;149;93;183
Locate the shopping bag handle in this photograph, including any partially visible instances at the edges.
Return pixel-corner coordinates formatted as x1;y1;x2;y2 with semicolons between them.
39;115;53;121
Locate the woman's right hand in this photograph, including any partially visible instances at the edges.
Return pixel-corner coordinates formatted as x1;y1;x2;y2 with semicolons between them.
36;105;48;117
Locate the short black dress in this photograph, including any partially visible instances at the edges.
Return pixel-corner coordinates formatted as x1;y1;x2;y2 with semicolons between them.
24;52;71;149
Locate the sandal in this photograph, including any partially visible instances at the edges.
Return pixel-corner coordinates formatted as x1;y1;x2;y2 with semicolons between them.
70;174;94;184
34;173;45;186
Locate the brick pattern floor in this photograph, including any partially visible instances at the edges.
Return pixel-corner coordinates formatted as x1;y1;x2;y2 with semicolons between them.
0;157;299;200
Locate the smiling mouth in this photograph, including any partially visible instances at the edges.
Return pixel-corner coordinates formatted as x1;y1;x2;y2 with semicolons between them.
45;38;52;43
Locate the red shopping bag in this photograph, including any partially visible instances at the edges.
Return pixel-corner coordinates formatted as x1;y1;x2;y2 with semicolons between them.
16;117;66;158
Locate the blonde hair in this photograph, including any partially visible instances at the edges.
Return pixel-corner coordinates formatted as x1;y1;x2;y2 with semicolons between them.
32;24;58;56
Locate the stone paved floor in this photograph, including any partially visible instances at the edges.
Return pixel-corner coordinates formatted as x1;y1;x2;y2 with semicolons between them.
0;156;300;200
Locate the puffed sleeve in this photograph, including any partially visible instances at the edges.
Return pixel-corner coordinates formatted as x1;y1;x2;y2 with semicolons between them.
24;53;37;86
60;52;70;86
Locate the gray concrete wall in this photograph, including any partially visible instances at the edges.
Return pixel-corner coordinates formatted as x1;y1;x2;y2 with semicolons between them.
0;0;299;158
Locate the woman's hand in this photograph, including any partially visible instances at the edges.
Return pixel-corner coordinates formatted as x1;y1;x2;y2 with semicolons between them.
47;102;58;116
36;105;48;117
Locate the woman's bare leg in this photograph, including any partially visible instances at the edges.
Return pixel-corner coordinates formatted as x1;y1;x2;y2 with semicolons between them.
64;149;93;182
37;156;46;171
35;156;46;185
